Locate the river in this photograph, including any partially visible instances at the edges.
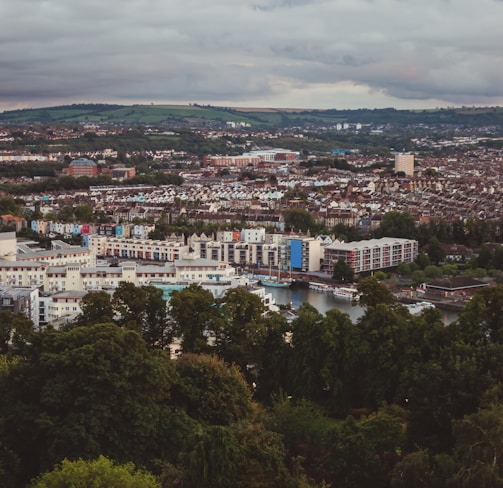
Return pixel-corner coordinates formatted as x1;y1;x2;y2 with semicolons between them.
267;286;459;325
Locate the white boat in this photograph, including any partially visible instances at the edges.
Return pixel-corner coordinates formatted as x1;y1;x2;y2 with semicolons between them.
405;301;436;315
309;281;333;292
333;286;360;301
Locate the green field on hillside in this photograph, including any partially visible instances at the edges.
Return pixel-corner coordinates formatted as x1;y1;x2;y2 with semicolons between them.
1;103;503;128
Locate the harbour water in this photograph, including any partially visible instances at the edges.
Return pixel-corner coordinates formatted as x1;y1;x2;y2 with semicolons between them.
267;286;459;325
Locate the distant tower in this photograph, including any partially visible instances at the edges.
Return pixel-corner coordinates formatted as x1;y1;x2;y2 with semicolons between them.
395;153;414;177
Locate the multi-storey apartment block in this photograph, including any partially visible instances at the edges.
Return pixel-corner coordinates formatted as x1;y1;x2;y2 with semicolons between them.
394;153;415;177
0;285;39;327
39;291;88;325
324;237;418;275
190;232;322;272
87;236;190;261
288;237;322;272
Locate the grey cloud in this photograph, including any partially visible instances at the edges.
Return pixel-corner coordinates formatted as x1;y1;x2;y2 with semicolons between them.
0;0;502;109
252;0;319;11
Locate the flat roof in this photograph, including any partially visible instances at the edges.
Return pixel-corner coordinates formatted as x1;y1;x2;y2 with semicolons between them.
0;231;16;241
17;247;90;260
175;257;227;267
325;237;416;251
51;291;88;299
0;260;46;268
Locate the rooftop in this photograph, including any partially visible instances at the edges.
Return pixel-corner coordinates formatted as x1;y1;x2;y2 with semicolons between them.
69;158;96;167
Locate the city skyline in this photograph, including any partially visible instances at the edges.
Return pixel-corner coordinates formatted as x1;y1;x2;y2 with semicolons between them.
1;0;503;112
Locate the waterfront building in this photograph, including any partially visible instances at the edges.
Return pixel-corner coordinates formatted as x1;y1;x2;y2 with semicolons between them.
190;231;321;272
241;228;266;243
190;236;223;262
287;237;321;272
323;237;418;275
87;235;189;261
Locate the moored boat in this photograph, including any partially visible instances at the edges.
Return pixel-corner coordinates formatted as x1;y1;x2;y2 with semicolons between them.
309;281;333;292
333;286;360;301
405;301;436;315
260;278;291;288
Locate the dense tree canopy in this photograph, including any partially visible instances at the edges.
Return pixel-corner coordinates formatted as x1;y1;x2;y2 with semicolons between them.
173;353;253;426
1;280;503;487
214;287;267;374
31;456;161;488
357;276;395;307
76;290;114;326
75;284;172;348
456;284;503;343
332;257;355;283
0;310;35;355
169;284;218;354
283;208;317;234
427;236;446;265
0;324;176;485
377;211;417;239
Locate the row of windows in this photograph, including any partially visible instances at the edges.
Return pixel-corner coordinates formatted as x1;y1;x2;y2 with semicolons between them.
48;306;79;311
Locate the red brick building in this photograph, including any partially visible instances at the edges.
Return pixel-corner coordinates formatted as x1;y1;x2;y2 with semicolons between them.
66;158;98;177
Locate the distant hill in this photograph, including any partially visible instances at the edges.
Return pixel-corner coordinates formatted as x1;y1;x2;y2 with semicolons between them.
1;103;503;128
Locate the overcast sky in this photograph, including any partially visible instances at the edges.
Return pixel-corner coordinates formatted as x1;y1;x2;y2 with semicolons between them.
1;0;503;111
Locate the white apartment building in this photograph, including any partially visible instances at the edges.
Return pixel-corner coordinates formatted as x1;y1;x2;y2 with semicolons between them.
0;232;281;328
250;242;280;268
190;231;322;271
88;235;190;261
324;237;418;275
16;247;93;267
194;240;223;262
1;252;238;296
37;255;242;325
216;230;241;243
0;261;47;288
174;253;236;283
40;291;88;325
192;238;279;268
221;242;250;265
45;263;128;293
241;228;266;243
